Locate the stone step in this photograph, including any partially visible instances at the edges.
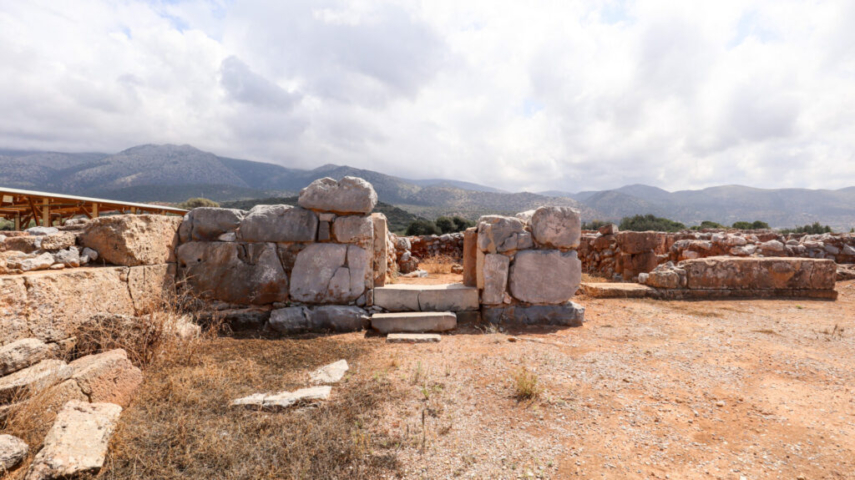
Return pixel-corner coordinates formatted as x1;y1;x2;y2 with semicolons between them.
387;333;441;344
374;284;478;312
371;312;456;334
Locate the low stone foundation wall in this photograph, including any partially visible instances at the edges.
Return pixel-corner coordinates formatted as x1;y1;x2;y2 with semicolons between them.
579;226;855;281
390;232;465;274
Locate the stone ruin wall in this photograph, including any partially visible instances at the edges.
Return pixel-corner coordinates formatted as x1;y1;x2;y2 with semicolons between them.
577;226;855;282
460;208;586;326
390;232;465;274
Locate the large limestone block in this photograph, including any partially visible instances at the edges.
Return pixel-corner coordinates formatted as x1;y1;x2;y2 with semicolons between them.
617;251;660;280
238;205;318;243
3;236;41;254
298;176;378;214
178;207;246;242
80;214;181;266
333;215;373;247
0;277;29;346
644;263;687;289
26;401;122;480
371;312;456;334
482;254;509;305
289;244;369;304
462;227;478;287
311;306;370;332
7;252;54;272
66;349;142;407
371;214;388;287
481;301;585;326
477;216;528;253
0;434;28;472
25;268;136;343
373;284;479;312
127;264;176;313
0;359;72;403
617;231;665;255
39;232;77;251
0;338;58;376
52;247;80;268
531;206;581;249
509;250;581;304
177;242;288;305
682;257;837;291
267;306;312;333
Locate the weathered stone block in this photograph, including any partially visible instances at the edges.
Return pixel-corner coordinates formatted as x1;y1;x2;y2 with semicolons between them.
482;254;509;305
373;284;479;312
177;242;288;305
462;227;478;287
531;206;581;249
289;244;369;304
298;176;378;214
231;386;331;411
332;215;373;247
371;312;456;333
477;215;527;253
127;264;175;313
0;434;28;472
0;277;29;346
178;207;245;242
66;349;142;407
682;257;837;290
26;401;122;480
387;333;441;343
0;359;72;403
80;214;180;266
509;250;581;304
311;306;370;332
371;214;388;287
238;205;318;243
267;307;311;333
618;231;663;255
0;338;58;377
39;232;77;251
481;301;585;326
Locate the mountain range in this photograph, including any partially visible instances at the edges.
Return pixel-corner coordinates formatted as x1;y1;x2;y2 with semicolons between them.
2;144;854;230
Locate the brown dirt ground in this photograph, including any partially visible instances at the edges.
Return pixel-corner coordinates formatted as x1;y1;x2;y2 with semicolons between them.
14;280;853;479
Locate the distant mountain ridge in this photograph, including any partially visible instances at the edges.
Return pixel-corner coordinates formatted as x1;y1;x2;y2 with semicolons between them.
2;144;854;229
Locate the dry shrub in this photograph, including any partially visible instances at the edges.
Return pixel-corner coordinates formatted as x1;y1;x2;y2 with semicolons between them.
581;273;608;284
99;337;404;479
511;366;541;400
420;254;459;274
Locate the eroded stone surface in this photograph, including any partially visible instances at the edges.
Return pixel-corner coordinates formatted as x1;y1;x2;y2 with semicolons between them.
477;216;528;253
0;434;27;472
67;349;143;407
371;312;456;334
332;215;373;247
482;301;586;326
289;244;369;304
298;177;378;214
482;254;509;305
309;360;349;384
26;401;122;480
373;284;479;312
682;257;837;290
0;277;29;346
531;206;581;249
509;250;581;304
386;333;441;343
238;205;317;243
80;215;180;266
179;207;245;242
231;386;332;410
0;359;72;403
0;339;57;377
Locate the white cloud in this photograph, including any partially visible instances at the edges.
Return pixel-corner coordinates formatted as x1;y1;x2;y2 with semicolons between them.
0;0;853;192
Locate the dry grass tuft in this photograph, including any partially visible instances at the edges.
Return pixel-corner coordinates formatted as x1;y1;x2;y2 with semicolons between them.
419;254;459;274
99;337;404;479
581;273;609;284
511;365;541;400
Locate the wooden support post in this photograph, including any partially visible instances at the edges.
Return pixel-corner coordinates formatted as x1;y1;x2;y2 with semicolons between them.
42;199;50;227
92;203;99;218
14;213;20;231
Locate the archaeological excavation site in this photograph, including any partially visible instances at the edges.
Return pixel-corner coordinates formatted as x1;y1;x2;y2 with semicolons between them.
1;176;854;479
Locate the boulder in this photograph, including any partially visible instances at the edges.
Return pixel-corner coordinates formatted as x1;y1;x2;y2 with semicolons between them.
0;359;72;403
231;386;331;410
177;242;288;305
39;232;77;251
0;339;58;376
7;252;54;272
64;349;143;407
482;254;509;305
0;434;28;472
178;207;245;242
237;205;318;243
531;206;581;249
332;215;373;247
509;250;581;304
25;401;122;480
52;247;80;268
298;177;378;214
289;244;370;304
477;216;528;253
309;360;349;384
79;215;181;266
481;301;585;326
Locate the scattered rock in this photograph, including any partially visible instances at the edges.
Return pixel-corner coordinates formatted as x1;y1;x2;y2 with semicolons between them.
0;434;28;472
231;386;332;410
7;252;55;272
0;338;58;376
309;360;349;384
25;400;122;480
81;247;99;263
298;176;378;214
52;247;80;268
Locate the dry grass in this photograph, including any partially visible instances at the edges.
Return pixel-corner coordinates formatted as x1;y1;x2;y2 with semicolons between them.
419;254;459;274
98;337;404;480
510;365;541;400
581;273;609;283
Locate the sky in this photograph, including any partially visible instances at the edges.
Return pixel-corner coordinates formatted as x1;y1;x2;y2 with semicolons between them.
0;0;854;193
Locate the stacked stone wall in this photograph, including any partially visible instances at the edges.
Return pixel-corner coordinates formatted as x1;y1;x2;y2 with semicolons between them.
463;207;585;326
389;232;465;274
579;226;855;281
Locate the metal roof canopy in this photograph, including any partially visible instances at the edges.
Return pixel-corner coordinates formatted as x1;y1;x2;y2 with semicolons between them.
0;186;188;231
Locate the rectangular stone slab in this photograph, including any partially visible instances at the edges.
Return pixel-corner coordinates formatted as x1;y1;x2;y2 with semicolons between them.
372;312;457;333
387;333;441;343
373;284;478;312
581;282;657;299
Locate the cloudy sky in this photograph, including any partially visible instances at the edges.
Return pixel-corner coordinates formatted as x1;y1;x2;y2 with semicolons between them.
1;0;854;192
